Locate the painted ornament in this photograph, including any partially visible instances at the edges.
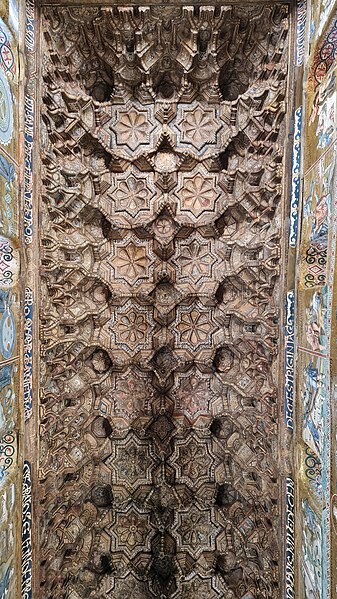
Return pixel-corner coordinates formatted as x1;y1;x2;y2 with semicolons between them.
0;69;13;145
0;236;18;288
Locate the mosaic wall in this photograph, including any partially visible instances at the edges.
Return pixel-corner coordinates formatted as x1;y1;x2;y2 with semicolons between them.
295;1;337;597
0;2;22;598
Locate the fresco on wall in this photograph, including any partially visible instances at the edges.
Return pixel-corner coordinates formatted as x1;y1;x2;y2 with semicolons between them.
306;70;337;164
301;499;324;598
300;355;328;460
300;147;334;291
0;154;18;242
299;287;328;353
0;363;18;438
297;4;337;594
0;481;16;596
311;0;336;42
0;8;21;599
310;10;337;91
302;444;323;502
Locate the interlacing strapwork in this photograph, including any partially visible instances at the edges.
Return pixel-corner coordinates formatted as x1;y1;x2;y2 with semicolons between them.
40;6;288;598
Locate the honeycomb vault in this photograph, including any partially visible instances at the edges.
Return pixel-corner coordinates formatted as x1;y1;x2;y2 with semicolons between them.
39;5;289;598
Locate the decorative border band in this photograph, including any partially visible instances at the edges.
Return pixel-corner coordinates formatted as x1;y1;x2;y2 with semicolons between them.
289;106;302;248
285;290;295;430
21;461;32;599
24;0;35;245
25;0;35;53
22;4;35;597
23;287;33;421
296;0;306;66
285;477;295;599
23;96;33;246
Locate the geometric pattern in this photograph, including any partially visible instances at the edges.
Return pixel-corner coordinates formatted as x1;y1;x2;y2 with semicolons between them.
39;5;289;598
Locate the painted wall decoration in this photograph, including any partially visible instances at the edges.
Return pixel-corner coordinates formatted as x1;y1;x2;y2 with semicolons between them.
0;6;22;599
296;0;306;66
23;95;33;246
0;69;13;146
0;154;18;241
21;1;36;596
301;499;324;597
285;477;295;599
21;461;32;599
0;363;18;439
0;16;16;80
23;288;32;421
285;290;295;430
308;9;337;87
296;3;337;596
23;0;34;248
289;107;303;248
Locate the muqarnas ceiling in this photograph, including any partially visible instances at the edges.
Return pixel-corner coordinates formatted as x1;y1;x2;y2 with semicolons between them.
39;5;288;599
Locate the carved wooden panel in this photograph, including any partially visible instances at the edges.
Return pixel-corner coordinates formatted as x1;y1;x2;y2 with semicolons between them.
39;6;289;598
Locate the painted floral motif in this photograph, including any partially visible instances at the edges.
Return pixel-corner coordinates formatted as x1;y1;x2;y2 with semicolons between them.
114;108;152;151
312;18;337;87
113;175;153;215
176;308;212;345
0;237;17;287
175;438;213;483
114;441;152;483
176;239;214;281
110;243;149;283
179;173;219;217
0;24;16;80
153;216;175;240
175;371;211;419
149;414;175;445
110;370;151;418
114;510;151;554
179;105;221;150
300;144;335;290
0;69;13;146
304;446;322;500
117;311;147;344
176;506;215;555
0;432;15;483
